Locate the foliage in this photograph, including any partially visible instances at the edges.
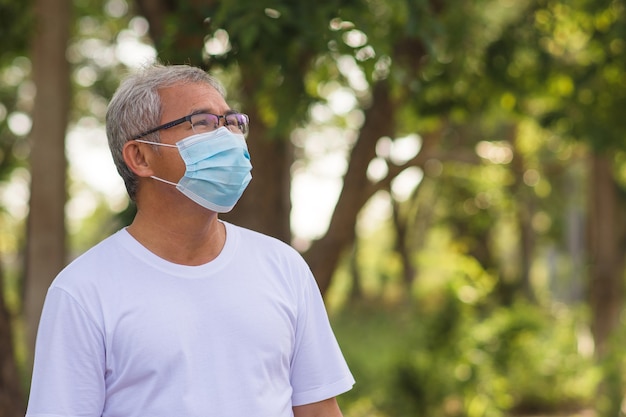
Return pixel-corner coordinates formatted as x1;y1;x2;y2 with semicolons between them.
485;0;626;152
2;0;626;415
332;298;599;417
154;0;361;136
0;0;32;65
326;112;597;414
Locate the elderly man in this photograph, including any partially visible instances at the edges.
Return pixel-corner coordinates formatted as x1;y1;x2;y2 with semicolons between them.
26;64;354;417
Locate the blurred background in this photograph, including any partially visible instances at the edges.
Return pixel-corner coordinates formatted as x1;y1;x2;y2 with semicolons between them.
1;0;625;415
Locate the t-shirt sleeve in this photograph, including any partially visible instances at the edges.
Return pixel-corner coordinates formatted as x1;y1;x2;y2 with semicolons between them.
289;267;355;406
26;286;106;417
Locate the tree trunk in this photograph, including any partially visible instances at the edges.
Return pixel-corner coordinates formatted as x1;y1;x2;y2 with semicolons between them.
510;129;536;303
0;264;25;417
348;242;363;301
134;0;211;67
588;152;624;357
392;200;416;291
305;81;395;295
221;102;293;243
24;0;72;363
133;0;294;243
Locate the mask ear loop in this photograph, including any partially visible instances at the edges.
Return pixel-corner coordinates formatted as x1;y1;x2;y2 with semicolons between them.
150;176;178;187
134;139;178;148
133;140;181;186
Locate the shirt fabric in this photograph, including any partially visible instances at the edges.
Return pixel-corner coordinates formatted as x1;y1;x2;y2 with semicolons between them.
26;222;354;417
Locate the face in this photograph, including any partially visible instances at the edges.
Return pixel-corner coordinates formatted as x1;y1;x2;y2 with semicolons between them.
149;82;231;183
158;82;231;144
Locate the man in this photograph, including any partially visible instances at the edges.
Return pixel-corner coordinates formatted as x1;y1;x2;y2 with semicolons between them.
26;64;354;417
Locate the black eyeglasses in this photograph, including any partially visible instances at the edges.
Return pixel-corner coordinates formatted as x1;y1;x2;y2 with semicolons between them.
131;111;250;139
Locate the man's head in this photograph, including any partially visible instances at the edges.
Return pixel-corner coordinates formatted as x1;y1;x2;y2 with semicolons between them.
106;64;226;201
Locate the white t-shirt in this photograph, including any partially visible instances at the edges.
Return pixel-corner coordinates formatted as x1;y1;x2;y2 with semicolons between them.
26;222;354;417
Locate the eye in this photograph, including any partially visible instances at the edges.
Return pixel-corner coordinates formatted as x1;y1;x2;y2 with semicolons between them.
190;113;219;132
225;113;249;136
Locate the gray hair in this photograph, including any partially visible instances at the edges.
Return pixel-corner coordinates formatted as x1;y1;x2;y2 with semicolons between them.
105;64;226;201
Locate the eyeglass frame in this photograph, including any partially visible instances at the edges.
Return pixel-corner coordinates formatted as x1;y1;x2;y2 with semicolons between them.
131;110;250;140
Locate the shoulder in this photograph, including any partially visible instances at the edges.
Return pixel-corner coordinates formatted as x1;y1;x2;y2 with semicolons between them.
225;222;302;259
51;229;128;292
224;222;314;285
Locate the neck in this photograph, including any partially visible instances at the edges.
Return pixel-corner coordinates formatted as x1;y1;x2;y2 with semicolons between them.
126;200;226;266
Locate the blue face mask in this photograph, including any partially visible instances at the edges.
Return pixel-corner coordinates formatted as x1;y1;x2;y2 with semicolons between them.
136;127;252;213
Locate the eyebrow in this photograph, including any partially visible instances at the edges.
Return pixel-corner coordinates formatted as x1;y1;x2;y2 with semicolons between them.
187;108;236;116
188;108;212;116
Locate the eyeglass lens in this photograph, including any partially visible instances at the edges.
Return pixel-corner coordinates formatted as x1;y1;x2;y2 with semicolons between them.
190;113;249;136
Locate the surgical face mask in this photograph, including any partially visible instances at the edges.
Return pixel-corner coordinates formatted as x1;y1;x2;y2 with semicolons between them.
136;127;252;213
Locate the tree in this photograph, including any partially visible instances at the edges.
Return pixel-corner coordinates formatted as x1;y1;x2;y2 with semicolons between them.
5;0;626;414
0;0;33;413
133;0;343;243
23;0;72;363
130;0;462;294
484;0;626;355
0;264;25;417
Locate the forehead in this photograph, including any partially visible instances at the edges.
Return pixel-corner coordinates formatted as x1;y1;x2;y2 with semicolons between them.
158;81;227;119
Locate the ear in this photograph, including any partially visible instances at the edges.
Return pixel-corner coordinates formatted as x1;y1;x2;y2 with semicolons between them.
122;140;154;177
